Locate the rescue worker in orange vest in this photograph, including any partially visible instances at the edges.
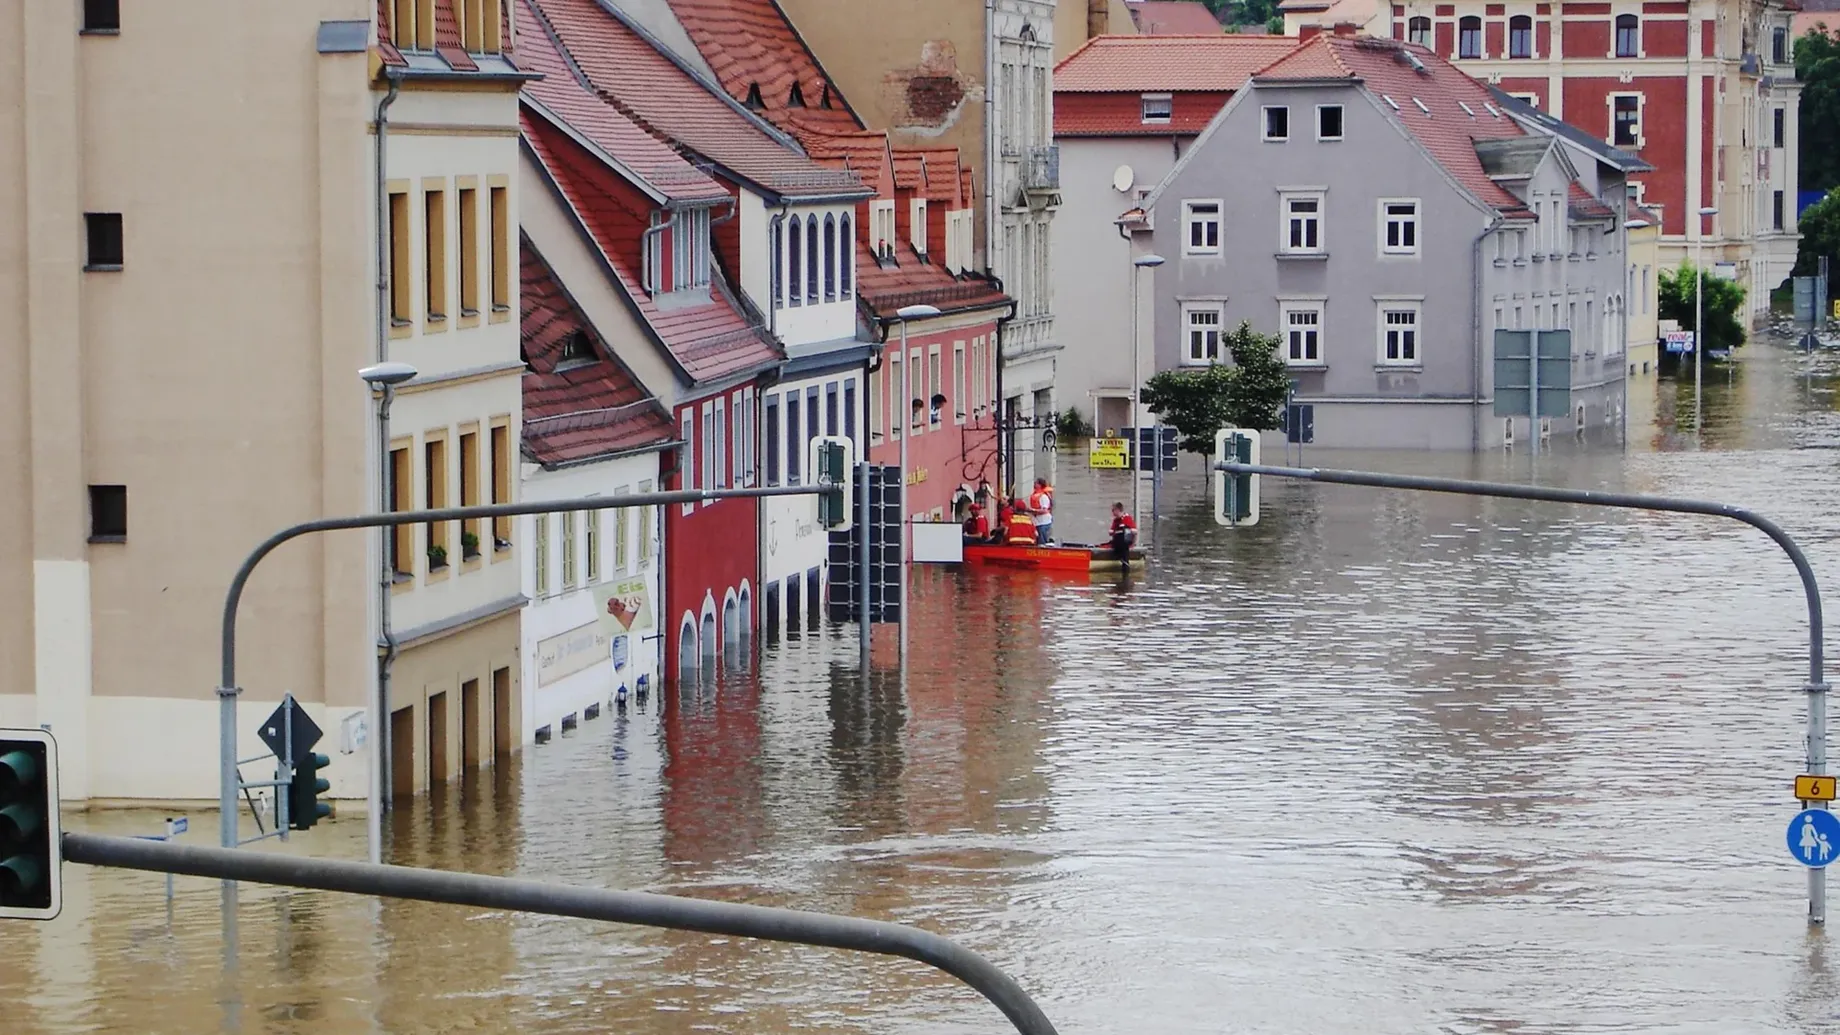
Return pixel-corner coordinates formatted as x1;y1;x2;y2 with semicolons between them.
962;503;990;544
1027;478;1055;545
1005;496;1038;545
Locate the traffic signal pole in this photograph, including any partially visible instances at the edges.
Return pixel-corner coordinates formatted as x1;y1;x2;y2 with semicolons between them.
217;484;840;857
1216;459;1829;924
60;830;1060;1035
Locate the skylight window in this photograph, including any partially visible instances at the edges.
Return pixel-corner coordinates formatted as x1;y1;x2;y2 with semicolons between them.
1381;94;1400;111
1484;102;1502;118
1413;97;1431;115
1458;101;1477;118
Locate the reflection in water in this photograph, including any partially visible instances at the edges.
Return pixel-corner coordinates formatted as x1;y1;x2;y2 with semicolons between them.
12;340;1840;1034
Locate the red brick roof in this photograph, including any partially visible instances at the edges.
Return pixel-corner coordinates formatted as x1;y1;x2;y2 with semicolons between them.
1127;1;1226;34
854;245;1010;322
1568;181;1617;221
803;129;895;196
522;0;866;200
523;111;783;385
518;10;732;204
1054;35;1300;93
660;0;863;137
1253;36;1532;217
521;237;676;466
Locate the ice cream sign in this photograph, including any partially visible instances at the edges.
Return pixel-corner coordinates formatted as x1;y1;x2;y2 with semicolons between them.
591;577;653;635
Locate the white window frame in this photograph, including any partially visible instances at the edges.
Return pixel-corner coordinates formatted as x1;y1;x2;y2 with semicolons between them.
1280;299;1325;367
1279;190;1325;255
1262;105;1290;142
870;200;896;260
910;198;928;256
1510;92;1540;109
1141;92;1172;125
679;411;696;514
953;342;967;424
1609;92;1644;149
928;344;943;428
1379;198;1420;256
1183;200;1222;256
1181;303;1224;365
1407;15;1431;46
1315;104;1344;141
1376;299;1423;367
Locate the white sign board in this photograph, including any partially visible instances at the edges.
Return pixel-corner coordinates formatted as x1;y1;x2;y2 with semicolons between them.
911;520;964;564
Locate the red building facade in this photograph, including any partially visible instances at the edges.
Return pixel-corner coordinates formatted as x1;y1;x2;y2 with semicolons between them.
1389;0;1800;313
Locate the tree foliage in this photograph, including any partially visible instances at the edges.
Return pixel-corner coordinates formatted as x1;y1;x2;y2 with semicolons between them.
1795;188;1840;290
1657;262;1747;355
1797;29;1840;195
1140;321;1289;454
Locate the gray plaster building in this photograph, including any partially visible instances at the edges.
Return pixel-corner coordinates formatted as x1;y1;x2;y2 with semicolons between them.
1123;28;1648;450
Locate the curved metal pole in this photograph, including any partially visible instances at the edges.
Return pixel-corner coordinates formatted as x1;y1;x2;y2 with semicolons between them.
65;832;1059;1035
217;485;834;852
1221;461;1829;923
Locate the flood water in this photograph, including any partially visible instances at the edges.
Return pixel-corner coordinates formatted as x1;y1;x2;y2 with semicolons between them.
10;341;1840;1034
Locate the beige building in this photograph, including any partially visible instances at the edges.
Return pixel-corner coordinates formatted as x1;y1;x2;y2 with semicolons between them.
0;0;524;804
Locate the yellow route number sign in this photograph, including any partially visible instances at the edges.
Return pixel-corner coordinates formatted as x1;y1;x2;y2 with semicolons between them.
1089;437;1130;469
1796;775;1837;801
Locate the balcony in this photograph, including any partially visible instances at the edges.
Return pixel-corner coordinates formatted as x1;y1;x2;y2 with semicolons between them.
1022;146;1060;192
1741;52;1761;76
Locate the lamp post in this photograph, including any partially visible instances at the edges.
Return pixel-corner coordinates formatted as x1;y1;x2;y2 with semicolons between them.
893;304;939;662
1130;254;1165;525
1694;205;1718;432
358;360;417;866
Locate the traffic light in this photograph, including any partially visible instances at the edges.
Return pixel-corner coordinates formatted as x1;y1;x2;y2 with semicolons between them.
808;435;855;531
0;729;61;921
1213;428;1260;527
288;751;332;831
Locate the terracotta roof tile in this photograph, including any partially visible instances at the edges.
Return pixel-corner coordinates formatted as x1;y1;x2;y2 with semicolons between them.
521;237;676;465
523;0;865;200
1254;36;1531;217
1568;181;1616;221
855;244;1010;321
523;111;783;384
661;0;863;137
1054;35;1300;92
1127;1;1225;34
376;0;519;69
803;130;895;196
518;11;731;203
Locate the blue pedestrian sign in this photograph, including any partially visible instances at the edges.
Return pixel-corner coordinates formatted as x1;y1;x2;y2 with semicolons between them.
1787;809;1840;868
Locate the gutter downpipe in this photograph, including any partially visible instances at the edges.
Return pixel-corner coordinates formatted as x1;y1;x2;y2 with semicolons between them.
371;71;402;865
1472;213;1505;452
984;0;1000;483
641;209;672;292
767;201;790;338
990;277;1019;493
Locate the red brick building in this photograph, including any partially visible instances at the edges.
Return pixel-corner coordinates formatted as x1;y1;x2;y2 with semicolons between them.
1387;0;1801;314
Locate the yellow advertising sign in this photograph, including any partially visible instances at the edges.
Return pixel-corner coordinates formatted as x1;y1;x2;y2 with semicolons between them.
1089;437;1130;469
591;577;654;636
1797;775;1837;801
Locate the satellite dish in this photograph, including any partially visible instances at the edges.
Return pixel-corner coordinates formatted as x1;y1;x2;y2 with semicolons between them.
1112;164;1135;193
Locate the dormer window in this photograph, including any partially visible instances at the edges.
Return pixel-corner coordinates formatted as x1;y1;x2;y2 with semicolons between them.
1141;93;1172;124
910;198;929;257
744;82;764;109
560;329;595;365
455;0;505;54
871;200;897;263
649;206;712;296
821;84;834;109
788;81;807;108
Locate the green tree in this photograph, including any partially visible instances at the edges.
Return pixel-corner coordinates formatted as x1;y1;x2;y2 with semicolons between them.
1657;262;1746;356
1140;321;1289;454
1795;188;1840;290
1798;29;1840;195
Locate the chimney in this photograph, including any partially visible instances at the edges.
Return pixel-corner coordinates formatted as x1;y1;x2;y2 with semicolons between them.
1299;23;1324;41
1088;0;1109;37
1332;20;1359;36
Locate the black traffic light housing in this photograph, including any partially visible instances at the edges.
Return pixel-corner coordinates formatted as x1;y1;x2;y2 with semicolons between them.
0;729;62;921
288;752;332;831
808;435;855;531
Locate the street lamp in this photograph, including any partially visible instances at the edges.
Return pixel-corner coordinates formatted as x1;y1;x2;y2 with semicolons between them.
892;304;938;662
358;360;416;866
1130;254;1165;526
1694;205;1718;432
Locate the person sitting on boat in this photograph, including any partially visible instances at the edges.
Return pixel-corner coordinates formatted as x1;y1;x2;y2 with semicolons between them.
962;503;990;543
1108;502;1138;570
990;495;1016;543
1005;501;1038;545
1028;478;1055;545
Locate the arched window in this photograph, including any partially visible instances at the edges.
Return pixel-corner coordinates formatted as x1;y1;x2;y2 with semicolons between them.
1458;15;1481;58
823;214;836;301
838;214;853;298
677;617;697;686
806;216;819;303
787;216;802;308
1508;15;1533;58
1407;16;1431;47
1615;14;1639;58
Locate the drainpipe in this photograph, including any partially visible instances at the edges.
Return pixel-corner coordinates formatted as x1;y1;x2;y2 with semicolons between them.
767;202;790;337
990;277;1018;493
985;0;1000;482
1472;213;1505;451
372;71;401;856
641;209;672;292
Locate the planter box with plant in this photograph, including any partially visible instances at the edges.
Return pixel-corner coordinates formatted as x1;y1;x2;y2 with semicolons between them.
428;543;449;571
461;530;481;561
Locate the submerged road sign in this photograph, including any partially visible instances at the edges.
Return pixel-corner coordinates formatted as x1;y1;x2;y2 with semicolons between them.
1796;775;1837;802
1788;809;1840;868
